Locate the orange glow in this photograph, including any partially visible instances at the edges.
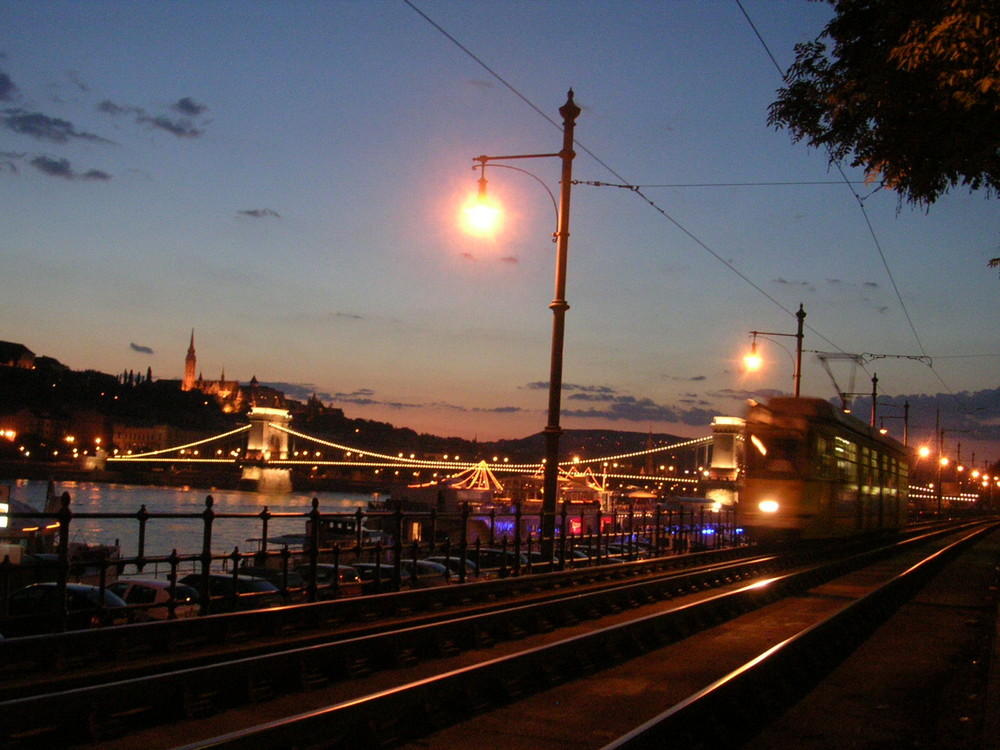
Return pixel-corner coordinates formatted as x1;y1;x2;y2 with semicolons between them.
461;194;501;236
918;446;931;458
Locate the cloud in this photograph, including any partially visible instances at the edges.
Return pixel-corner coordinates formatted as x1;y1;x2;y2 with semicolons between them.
238;208;281;219
29;155;110;181
0;71;18;102
525;382;618;396
0;150;20;174
499;256;518;264
130;342;154;355
2;109;112;144
67;71;89;93
562;394;717;427
773;277;816;293
139;114;203;138
98;99;143;116
172;97;208;116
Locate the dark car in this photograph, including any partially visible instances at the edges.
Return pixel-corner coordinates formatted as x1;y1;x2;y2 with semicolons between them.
351;562;399;593
108;578;200;621
464;548;528;575
237;565;306;600
424;555;479;579
179;572;283;613
3;582;130;637
295;563;363;599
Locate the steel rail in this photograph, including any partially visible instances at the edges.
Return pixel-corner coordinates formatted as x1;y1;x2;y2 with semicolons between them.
152;524;991;750
0;552;787;744
0;544;755;694
599;521;1000;749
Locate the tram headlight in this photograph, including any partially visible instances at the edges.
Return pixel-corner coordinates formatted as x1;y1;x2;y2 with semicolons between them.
758;499;779;514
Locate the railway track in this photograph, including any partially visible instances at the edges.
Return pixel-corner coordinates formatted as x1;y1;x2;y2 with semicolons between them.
1;522;992;748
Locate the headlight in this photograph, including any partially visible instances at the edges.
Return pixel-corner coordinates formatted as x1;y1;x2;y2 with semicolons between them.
758;500;779;513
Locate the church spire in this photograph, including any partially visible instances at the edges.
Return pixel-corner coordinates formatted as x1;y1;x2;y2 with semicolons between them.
182;329;197;391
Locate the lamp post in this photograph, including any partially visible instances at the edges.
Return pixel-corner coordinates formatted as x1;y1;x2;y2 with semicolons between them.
469;90;581;561
745;304;806;397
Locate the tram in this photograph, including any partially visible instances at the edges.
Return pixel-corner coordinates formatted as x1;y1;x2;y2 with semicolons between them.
740;397;909;541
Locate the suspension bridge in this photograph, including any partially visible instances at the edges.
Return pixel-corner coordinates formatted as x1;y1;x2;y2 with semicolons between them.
105;406;736;496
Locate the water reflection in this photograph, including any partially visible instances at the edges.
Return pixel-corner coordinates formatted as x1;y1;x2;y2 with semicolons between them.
4;479;375;558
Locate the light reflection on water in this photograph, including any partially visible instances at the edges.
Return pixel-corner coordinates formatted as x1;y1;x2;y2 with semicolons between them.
4;479;377;559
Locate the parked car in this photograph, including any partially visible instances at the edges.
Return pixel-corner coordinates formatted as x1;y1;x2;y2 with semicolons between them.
351;563;398;594
237;565;306;600
400;559;449;588
464;548;528;575
3;582;130;637
108;578;200;621
294;563;363;599
178;573;283;613
424;555;479;579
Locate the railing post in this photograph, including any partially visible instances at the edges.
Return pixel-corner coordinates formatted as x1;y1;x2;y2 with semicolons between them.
428;508;438;556
594;506;603;560
167;549;181;618
628;505;635;557
354;507;365;555
488;508;496;548
558;503;568;570
257;506;271;564
136;504;148;573
332;545;341;597
198;495;215;615
228;547;241;609
279;544;292;601
392;507;403;592
460;502;470;571
56;492;72;632
307;498;321;601
513;502;523;574
654;505;662;556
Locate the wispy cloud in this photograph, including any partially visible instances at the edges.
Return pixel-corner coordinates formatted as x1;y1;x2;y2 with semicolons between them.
0;70;18;102
2;109;112;144
30;155;110;181
238;208;281;219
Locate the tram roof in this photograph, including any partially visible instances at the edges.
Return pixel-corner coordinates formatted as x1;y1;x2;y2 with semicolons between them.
748;397;908;455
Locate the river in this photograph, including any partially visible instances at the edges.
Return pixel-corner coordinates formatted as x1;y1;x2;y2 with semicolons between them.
3;479;380;560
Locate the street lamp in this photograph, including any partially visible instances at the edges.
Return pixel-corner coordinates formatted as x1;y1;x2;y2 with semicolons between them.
744;304;806;397
467;90;581;561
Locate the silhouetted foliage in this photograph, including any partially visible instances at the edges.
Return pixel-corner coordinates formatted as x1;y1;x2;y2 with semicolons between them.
769;0;999;206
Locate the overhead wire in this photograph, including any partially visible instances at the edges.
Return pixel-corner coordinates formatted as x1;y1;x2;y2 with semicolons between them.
734;0;963;406
404;0;975;411
403;0;843;352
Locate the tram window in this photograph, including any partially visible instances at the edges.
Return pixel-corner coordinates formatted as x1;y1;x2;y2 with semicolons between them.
764;438;802;472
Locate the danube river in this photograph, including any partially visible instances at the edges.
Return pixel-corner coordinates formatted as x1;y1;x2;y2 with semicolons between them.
4;479;379;560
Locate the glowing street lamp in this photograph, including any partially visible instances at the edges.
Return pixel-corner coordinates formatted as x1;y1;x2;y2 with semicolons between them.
465;90;581;562
744;304;806;397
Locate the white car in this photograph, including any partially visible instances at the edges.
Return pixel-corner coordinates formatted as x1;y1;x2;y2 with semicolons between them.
108;578;200;621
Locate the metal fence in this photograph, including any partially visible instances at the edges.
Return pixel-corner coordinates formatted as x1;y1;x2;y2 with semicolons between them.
0;491;741;630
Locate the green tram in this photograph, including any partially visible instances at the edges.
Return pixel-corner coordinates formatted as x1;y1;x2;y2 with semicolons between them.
741;397;909;540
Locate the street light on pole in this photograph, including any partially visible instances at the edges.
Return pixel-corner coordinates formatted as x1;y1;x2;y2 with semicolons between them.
466;90;581;562
744;304;806;397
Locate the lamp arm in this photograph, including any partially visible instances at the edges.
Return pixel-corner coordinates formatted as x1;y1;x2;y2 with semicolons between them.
472;162;559;235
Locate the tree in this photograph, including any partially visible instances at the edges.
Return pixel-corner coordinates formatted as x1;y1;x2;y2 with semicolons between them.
768;0;1000;207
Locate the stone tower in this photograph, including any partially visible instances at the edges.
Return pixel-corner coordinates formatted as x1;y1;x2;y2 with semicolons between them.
182;329;196;391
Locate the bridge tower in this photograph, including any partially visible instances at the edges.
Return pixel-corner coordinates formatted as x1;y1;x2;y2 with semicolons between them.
240;406;293;492
704;416;745;506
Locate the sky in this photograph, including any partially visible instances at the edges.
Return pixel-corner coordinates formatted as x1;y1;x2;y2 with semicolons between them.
2;1;999;464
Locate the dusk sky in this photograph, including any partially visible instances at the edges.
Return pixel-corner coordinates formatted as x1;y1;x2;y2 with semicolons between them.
2;1;998;462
